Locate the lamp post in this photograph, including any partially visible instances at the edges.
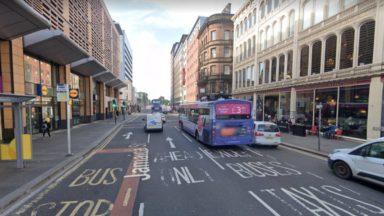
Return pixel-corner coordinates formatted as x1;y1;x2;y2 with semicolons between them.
316;103;323;152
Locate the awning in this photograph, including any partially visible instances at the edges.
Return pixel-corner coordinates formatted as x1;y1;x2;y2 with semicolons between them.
0;93;35;103
115;82;128;89
106;79;128;89
93;71;116;83
24;29;89;65
71;57;106;77
0;0;50;40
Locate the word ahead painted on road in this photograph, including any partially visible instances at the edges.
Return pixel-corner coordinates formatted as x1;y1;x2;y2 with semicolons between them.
125;148;150;181
226;161;301;179
249;185;384;216
69;168;123;187
153;150;203;163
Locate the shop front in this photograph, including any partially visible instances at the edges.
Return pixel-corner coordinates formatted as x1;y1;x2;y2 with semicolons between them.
264;95;279;122
68;73;85;125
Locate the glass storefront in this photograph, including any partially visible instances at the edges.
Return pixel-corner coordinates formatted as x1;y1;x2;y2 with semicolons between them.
264;95;278;122
256;95;264;121
338;85;369;139
278;92;290;121
69;73;85;125
315;88;338;127
296;90;314;128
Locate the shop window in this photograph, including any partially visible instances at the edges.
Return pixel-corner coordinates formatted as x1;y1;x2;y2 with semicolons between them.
279;92;290;121
272;56;279;83
315;88;338;127
287;50;293;79
259;62;265;85
278;55;285;81
264;95;279;121
312;40;322;74
300;45;309;76
265;59;270;83
338;85;369;139
340;28;354;69
358;20;375;66
296;91;314;127
324;35;337;72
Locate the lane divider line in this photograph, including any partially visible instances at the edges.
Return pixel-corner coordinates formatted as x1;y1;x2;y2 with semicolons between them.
139;202;145;216
123;188;132;207
147;134;150;144
182;133;193;143
198;147;225;170
248;191;281;216
173;126;180;132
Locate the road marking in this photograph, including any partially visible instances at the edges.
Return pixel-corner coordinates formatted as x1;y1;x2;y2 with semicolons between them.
306;172;324;180
338;185;360;195
173;126;180;132
166;137;176;148
279;145;327;161
249;191;281;216
182;133;193;143
123;132;133;140
244;146;264;157
123;188;132;206
198;147;225;170
147;134;150;144
139;202;145;216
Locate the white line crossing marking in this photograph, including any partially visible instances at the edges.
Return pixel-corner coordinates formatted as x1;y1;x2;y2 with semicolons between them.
123;188;131;206
182;133;193;143
198;147;225;170
249;191;281;216
306;171;324;180
139;202;145;216
147;134;150;144
173;126;180;132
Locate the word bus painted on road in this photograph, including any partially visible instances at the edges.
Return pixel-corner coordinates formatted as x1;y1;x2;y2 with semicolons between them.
179;99;254;146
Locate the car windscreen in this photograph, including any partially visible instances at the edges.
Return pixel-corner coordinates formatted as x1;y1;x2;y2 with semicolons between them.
257;124;279;132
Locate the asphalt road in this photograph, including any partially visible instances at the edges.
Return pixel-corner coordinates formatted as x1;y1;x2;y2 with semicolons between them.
9;114;384;216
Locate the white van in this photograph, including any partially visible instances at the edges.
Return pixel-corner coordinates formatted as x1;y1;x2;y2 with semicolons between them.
144;113;163;132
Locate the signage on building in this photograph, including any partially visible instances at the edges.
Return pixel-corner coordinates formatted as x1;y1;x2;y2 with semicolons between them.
69;89;79;99
57;84;69;102
41;85;48;96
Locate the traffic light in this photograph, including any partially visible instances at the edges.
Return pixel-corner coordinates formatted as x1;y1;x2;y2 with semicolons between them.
122;101;126;108
112;99;117;108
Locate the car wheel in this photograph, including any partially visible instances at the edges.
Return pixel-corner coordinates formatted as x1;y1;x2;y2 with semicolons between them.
333;161;352;179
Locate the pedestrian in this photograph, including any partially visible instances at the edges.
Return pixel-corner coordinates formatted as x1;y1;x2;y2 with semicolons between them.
42;120;51;137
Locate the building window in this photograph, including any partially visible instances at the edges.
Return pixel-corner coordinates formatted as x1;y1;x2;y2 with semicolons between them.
312;40;322;74
256;95;264;121
314;0;324;24
344;0;356;9
324;35;337;72
204;52;207;60
278;55;285;81
266;26;272;47
224;30;231;40
244;18;248;32
236;25;239;38
248;14;252;28
240;21;243;34
271;57;277;82
210;65;216;75
260;30;266;50
259;62;265;85
289;10;295;37
273;21;280;44
224;65;231;75
224;47;231;57
265;59;270;83
252;35;256;54
340;28;355;69
246;66;251;87
242;69;246;87
279;92;290;121
267;0;272;13
296;90;314;127
328;0;339;17
300;45;309;76
248;39;252;56
260;2;265;18
211;31;217;41
251;65;255;86
211;48;216;58
358;20;375;66
253;8;257;24
240;45;243;61
274;0;279;9
281;16;287;40
287;50;293;79
302;0;313;30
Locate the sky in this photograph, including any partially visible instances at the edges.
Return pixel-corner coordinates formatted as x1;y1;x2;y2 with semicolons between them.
105;0;243;100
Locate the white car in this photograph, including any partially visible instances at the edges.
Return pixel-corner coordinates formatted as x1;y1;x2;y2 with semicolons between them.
328;138;384;186
143;113;163;132
253;121;282;147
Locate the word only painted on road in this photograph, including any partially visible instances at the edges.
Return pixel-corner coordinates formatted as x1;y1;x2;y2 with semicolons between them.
69;168;123;187
160;166;214;186
227;161;301;178
125;147;150;181
249;185;384;216
30;199;113;216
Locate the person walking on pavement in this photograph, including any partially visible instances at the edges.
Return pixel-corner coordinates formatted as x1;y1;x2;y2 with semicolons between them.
42;115;51;137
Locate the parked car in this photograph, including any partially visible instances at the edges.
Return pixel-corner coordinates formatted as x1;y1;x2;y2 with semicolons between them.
253;121;282;147
328;138;384;186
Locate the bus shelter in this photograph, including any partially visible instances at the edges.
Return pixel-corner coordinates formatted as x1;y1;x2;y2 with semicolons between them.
0;93;35;168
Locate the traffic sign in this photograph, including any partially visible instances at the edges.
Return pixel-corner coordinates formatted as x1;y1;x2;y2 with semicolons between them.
57;84;69;102
69;89;79;99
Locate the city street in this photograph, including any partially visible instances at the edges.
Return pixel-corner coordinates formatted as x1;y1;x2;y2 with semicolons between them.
6;114;383;216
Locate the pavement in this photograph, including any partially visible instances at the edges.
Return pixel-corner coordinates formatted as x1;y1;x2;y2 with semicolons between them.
4;114;384;216
0;114;140;212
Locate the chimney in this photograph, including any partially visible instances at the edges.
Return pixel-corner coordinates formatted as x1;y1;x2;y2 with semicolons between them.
221;3;231;14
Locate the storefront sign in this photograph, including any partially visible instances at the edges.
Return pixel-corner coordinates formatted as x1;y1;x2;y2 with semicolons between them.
69;89;79;99
57;84;69;102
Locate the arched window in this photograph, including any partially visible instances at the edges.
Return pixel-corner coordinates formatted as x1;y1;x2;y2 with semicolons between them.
244;18;248;32
273;21;280;44
274;0;279;9
328;0;339;17
358;20;375;65
314;0;324;24
281;16;287;40
248;14;252;28
266;26;272;47
243;42;247;59
287;50;293;79
312;40;322;74
289;10;295;36
324;35;337;72
279;54;285;81
260;30;265;50
271;57;277;82
300;45;309;76
302;0;313;30
340;28;355;69
265;59;270;83
248;38;252;57
253;8;257;24
260;2;265;18
267;0;272;13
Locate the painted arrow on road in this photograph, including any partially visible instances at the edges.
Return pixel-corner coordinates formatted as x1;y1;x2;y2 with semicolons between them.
123;132;133;140
166;137;176;149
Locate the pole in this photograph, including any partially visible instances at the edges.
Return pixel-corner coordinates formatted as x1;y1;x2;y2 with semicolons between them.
29;104;33;155
318;106;322;152
14;103;24;168
66;102;72;156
